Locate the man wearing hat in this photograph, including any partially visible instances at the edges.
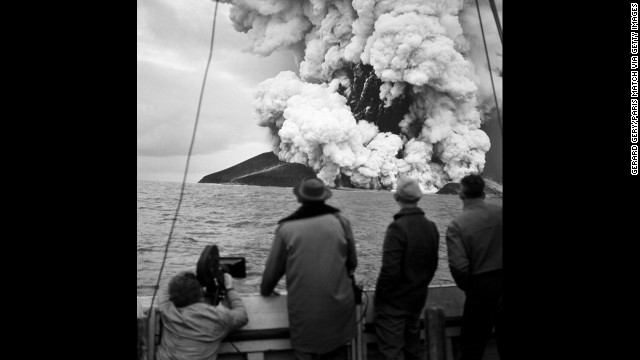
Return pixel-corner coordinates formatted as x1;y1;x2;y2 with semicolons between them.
261;176;357;360
446;174;503;360
374;176;440;360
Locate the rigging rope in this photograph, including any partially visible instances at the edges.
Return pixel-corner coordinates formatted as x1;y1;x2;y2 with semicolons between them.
488;0;503;45
475;0;502;137
148;0;220;324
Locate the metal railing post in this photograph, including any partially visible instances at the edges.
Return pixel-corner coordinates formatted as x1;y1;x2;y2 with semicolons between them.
424;306;446;360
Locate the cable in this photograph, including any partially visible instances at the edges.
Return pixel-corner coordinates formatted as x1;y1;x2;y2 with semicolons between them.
147;0;221;333
475;0;502;137
229;342;248;360
488;0;503;45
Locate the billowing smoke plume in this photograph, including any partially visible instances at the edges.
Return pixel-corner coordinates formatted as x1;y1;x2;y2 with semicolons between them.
225;0;502;192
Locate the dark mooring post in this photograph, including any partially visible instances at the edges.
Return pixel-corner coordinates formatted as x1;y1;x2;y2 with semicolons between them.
424;307;447;360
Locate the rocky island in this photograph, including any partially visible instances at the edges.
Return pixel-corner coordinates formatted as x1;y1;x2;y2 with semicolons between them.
199;152;317;188
199;152;502;197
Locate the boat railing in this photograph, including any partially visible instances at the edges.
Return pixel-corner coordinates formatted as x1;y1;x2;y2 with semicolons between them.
137;284;468;360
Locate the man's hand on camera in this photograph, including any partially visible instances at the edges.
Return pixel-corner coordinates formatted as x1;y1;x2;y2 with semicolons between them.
224;273;234;290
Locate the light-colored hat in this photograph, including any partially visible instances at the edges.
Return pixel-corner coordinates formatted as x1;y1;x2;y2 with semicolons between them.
394;176;422;202
294;177;332;202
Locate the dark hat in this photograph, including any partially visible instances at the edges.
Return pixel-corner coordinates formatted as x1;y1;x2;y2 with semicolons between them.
394;176;423;202
294;177;332;202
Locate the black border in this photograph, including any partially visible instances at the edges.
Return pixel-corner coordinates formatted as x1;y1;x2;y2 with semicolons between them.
505;2;634;358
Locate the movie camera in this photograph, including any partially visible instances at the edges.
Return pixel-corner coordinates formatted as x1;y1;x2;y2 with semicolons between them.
196;244;246;305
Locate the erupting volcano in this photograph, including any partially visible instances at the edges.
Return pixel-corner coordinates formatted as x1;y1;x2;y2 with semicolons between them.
203;0;502;193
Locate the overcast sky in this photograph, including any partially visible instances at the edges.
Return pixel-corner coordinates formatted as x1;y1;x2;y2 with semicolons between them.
137;0;297;183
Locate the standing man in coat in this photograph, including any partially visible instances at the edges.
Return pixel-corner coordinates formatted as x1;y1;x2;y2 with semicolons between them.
446;174;503;360
261;177;357;360
374;176;440;360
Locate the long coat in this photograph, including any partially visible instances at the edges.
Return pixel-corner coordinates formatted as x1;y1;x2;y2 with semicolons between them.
261;205;357;354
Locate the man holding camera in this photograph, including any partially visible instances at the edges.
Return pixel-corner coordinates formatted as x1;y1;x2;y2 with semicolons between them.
261;177;357;360
155;271;248;360
374;176;440;360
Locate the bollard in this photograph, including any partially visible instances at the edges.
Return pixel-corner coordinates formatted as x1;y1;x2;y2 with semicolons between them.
424;306;446;360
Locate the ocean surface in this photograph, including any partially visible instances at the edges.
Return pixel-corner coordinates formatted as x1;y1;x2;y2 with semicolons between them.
137;180;502;297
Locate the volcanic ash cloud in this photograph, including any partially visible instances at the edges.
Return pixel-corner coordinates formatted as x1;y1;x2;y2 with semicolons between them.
225;0;502;192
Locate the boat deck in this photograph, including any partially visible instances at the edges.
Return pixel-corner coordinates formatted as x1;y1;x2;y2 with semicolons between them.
138;285;500;360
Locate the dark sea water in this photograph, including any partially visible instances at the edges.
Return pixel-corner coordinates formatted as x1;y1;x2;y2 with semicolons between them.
137;180;502;296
